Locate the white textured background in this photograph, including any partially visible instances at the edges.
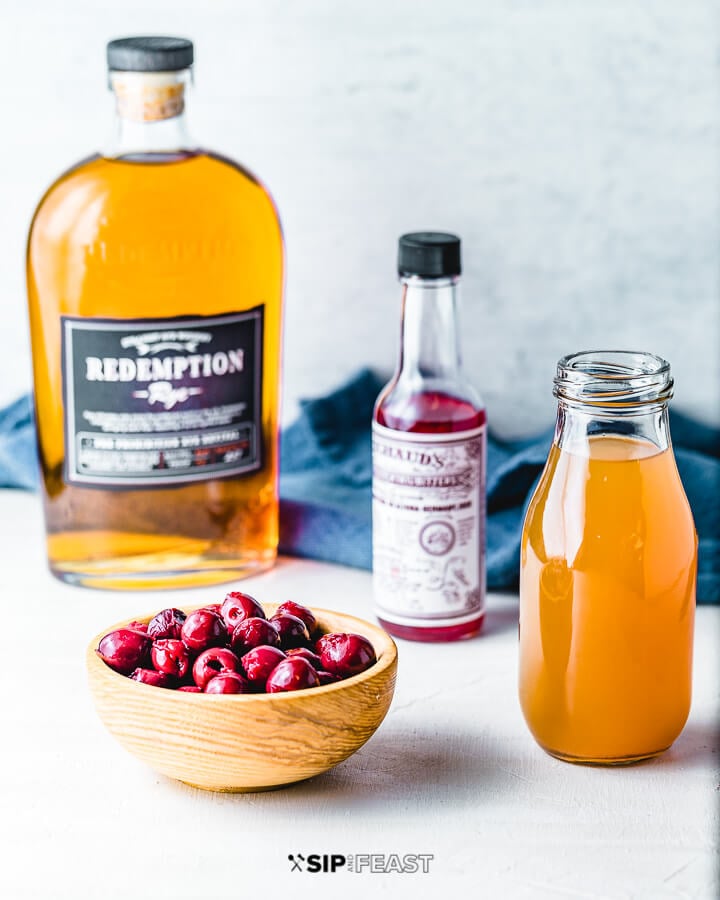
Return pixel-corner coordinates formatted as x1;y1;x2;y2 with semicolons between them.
0;0;718;436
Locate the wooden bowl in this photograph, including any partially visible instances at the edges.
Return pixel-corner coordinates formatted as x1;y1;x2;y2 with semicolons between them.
86;604;397;792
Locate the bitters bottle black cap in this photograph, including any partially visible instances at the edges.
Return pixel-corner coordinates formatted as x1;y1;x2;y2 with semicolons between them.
397;232;461;278
107;37;194;72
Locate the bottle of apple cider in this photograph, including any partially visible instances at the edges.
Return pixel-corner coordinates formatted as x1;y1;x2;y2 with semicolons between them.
26;37;284;589
372;233;486;641
519;351;696;764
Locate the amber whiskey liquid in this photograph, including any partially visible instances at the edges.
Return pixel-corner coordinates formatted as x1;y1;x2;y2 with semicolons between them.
26;39;283;589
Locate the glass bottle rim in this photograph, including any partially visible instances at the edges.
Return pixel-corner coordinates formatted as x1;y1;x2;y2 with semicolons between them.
554;350;673;411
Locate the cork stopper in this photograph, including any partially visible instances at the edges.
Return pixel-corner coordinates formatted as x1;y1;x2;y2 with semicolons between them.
111;72;186;122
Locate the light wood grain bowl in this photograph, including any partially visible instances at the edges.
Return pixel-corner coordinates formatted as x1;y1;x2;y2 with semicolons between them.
87;603;397;792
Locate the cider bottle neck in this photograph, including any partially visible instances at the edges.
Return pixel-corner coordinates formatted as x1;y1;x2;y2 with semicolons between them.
553;351;675;454
555;404;672;454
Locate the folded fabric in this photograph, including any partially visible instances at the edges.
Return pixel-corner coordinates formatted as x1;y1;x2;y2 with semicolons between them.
0;395;37;491
280;369;720;604
2;371;719;603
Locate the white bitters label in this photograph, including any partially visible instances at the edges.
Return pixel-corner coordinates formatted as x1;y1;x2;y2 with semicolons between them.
372;422;486;627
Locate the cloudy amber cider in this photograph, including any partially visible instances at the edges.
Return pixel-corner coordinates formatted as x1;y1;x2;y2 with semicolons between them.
519;435;696;764
27;151;283;588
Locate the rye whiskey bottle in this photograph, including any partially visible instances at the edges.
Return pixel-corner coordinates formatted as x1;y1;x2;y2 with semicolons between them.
26;37;284;589
372;233;486;641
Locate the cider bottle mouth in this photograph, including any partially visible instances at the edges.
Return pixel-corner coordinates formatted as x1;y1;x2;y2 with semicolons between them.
554;350;673;411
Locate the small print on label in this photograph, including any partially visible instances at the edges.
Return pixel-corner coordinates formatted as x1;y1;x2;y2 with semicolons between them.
372;423;486;623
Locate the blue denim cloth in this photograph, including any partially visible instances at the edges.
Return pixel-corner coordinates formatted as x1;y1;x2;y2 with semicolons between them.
3;371;719;602
0;395;37;491
280;370;720;604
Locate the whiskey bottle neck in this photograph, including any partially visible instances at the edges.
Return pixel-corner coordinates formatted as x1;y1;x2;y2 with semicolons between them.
106;70;195;158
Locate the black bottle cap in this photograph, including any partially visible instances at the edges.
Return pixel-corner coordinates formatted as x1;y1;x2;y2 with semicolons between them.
107;37;194;72
397;232;462;278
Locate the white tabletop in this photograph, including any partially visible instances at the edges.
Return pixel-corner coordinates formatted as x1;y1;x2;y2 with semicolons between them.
0;488;717;899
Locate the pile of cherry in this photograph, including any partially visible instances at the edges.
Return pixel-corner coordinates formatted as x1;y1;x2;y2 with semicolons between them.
96;593;377;694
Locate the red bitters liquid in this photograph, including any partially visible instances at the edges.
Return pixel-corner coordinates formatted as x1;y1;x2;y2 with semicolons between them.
374;390;486;642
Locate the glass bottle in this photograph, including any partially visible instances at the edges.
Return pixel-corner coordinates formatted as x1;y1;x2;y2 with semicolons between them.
372;232;486;641
519;351;697;764
26;37;284;589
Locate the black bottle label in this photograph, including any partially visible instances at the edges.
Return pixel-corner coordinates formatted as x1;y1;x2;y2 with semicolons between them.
60;308;263;488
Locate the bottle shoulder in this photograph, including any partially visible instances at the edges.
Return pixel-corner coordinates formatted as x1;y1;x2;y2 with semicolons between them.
205;150;284;235
28;150;283;251
28;153;102;233
32;149;278;210
374;377;486;433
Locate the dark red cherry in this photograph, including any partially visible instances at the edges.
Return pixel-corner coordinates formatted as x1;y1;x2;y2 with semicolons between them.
181;609;226;652
221;592;266;632
317;670;342;685
275;601;317;635
192;647;241;690
178;685;202;693
241;646;287;688
316;633;376;678
205;672;251;694
129;668;175;688
266;657;320;693
147;608;186;640
96;628;151;675
285;647;322;670
151;639;191;679
269;613;310;649
201;604;222;615
128;620;149;633
230;617;280;655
